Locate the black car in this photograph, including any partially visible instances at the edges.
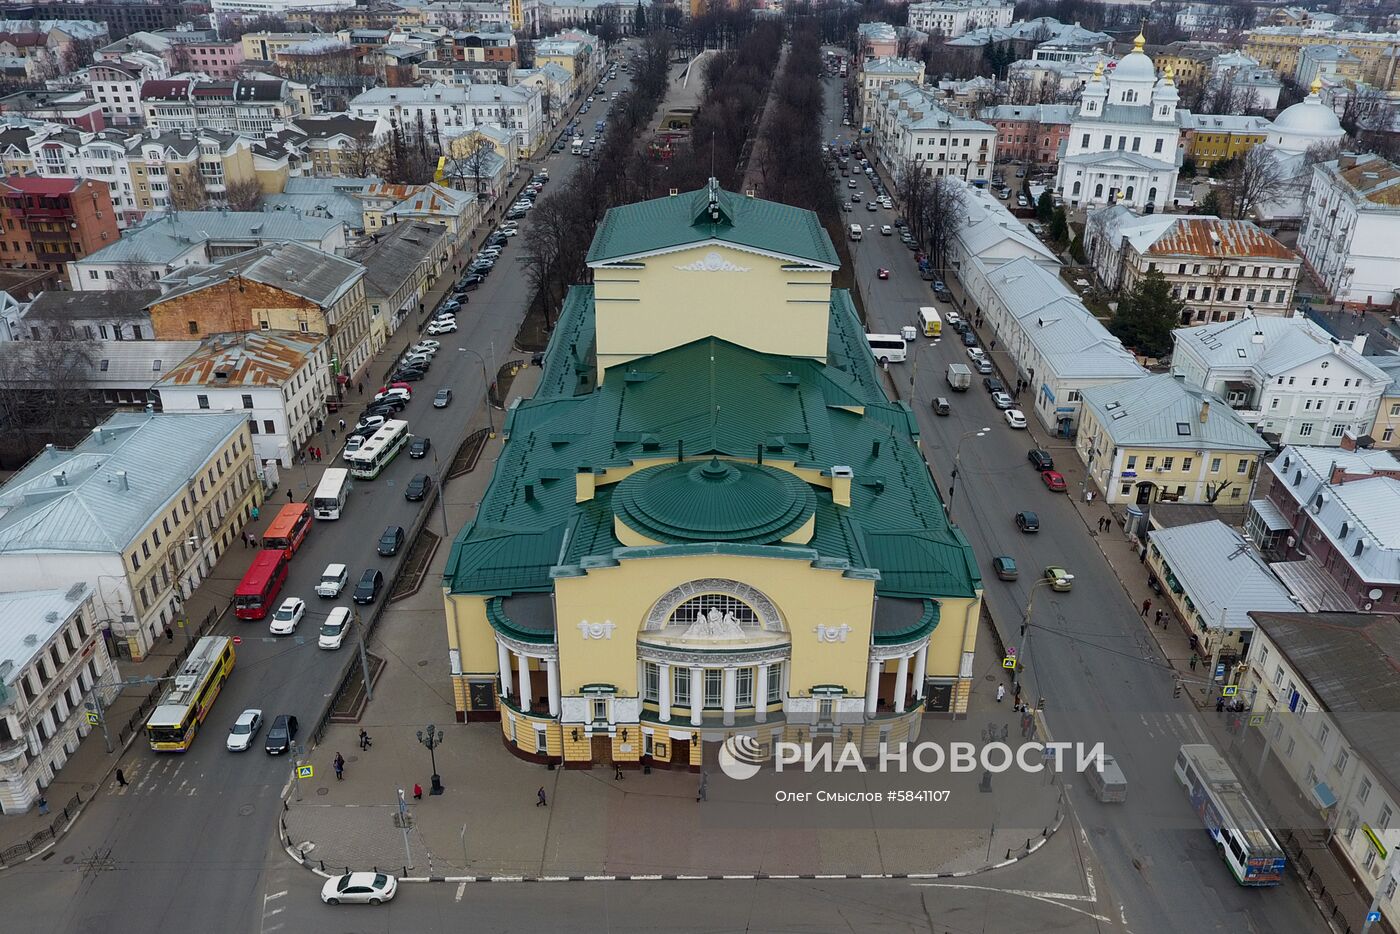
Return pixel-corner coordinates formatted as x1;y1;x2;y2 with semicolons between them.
405;473;433;501
365;399;405;417
408;436;431;459
390;368;426;382
485;233;508;248
506;209;526;220
264;714;298;755
352;568;383;604
1015;510;1040;533
1028;449;1054;471
378;525;405;556
984;377;1006;394
961;330;979;347
459;275;484;291
350;423;378;440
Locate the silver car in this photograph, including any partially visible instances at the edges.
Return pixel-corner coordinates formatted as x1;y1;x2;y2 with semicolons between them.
226;708;262;752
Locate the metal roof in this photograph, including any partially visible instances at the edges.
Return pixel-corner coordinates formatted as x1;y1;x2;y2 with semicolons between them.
1171;315;1388;384
25;289;159;321
1081;373;1271;451
351;221;449;299
586;179;838;268
0;585;91;688
1149;520;1296;632
154;331;324;388
82;210;344;267
0;412;247;554
152;242;364;310
1142;217;1297;260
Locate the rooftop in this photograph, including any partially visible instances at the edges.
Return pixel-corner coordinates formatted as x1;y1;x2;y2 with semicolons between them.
351;220;449;298
1330;153;1400;208
154;242;363;310
1139;216;1298;260
1081;373;1272;451
0;412;247;554
1149;519;1296;632
26;289;158;321
154;331;324;389
1172;315;1388;383
81;210;345;266
0;585;92;690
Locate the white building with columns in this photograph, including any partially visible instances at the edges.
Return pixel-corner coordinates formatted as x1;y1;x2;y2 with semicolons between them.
1054;31;1184;214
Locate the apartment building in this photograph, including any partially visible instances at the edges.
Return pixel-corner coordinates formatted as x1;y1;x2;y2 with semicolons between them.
1297;153;1400;309
0;585;118;814
140;77;305;136
0;412;257;660
350;220;450;352
978;103;1075;164
868;81;996;184
1181;113;1270;169
0;177;118;289
1245;26;1400;94
350;83;545;155
85;53;168;128
857;57;925;122
907;0;1014;38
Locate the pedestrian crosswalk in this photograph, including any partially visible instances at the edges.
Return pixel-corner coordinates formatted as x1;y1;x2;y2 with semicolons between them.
108;754;287;797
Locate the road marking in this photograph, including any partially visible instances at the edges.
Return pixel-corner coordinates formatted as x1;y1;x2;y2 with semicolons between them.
264;907;284;918
455;881;466;902
264;890;286;903
911;883;1110;922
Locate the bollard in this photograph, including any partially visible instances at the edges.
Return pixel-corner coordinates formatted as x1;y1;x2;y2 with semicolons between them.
1006;848;1012;860
319;860;325;871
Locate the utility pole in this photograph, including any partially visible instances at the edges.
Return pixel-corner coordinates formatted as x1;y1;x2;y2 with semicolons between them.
397;787;413;869
352;610;373;702
82;669;116;754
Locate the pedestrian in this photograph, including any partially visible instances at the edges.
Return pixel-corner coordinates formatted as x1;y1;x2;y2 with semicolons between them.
165;625;173;642
996;683;1006;703
116;768;127;787
316;418;324;434
1216;696;1225;713
1139;548;1147;564
357;382;364;396
37;796;48;815
287;489;294;502
242;531;249;548
338;418;346;432
334;752;345;780
1190;654;1198;671
1141;598;1151;618
696;769;709;802
536;786;548;807
313;446;321;461
330;428;337;440
248;534;257;548
359;729;371;750
614;763;624;781
413;783;423;801
1154;609;1164;627
251;505;259;521
990;340;997;351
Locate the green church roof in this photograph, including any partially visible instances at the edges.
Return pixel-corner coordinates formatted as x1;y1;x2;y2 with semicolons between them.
443;286;982;602
586;179;840;267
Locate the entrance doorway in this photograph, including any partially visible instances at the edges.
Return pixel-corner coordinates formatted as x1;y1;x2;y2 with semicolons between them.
590;735;613;767
670;737;690;769
1135;481;1155;505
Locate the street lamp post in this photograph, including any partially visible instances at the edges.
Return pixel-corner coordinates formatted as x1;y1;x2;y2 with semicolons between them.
1015;574;1069;707
458;347;495;438
945;428;990;519
431;449;451;537
418;724;445;795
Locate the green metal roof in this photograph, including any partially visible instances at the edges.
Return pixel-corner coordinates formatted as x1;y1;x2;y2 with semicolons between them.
585;179;840;267
443;287;981;603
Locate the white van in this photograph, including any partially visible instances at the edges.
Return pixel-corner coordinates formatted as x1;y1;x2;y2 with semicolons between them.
318;606;352;650
849;224;863;241
918;306;943;337
571;138;583;154
866;333;907;364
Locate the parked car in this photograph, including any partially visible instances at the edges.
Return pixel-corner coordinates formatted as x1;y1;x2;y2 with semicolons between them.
458;275;484;292
1004;408;1027;428
264;714;298;755
1028;449;1054;471
944;310;962;326
226;708;262;752
967;347;986;363
877;268;889;279
356;415;385;433
1041;470;1068;492
880;225;892;236
991;391;1014;409
427;320;457;335
321;872;397;906
389;367;426;382
353;568;383;604
269;597;305;635
960;330;978;347
364;400;404;418
405;473;433;502
975;357;994;375
1015;510;1040;533
984;376;1006;394
319;607;351;650
433;388;453;408
992;556;1019;581
374;387;411;404
315;563;348;598
931;280;949;297
408;436;431;459
412;340;440;352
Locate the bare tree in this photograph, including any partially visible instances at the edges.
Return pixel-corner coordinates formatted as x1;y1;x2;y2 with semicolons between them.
444;135;497;198
919;174;967;275
111;255;154;291
60;36;99;74
170;169;209;211
1220;146;1285;219
0;339;101;453
1341;84;1395;138
340;132;383;178
169;43;194;74
224;178;263;211
1304;139;1344;166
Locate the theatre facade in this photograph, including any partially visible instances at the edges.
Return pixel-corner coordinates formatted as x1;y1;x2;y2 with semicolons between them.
442;180;983;769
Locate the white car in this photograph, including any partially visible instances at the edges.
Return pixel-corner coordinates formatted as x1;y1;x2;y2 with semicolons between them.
316;563;348;598
880;224;892;236
374;387;411;404
356;414;385;433
342;436;364;460
1004;409;1028;429
226;708;262;752
991;391;1014;409
319;607;351;650
407;344;438;358
496;226;518;237
321;872;398;906
411;340;440;352
427;320;457;335
945;310;962;326
966;347;986;362
269;597;305;635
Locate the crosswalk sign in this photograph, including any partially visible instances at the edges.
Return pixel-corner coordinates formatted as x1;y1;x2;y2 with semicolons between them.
86;711;100;725
1221;685;1238;697
296;765;314;779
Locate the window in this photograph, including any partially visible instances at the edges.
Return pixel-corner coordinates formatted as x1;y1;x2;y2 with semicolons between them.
1210;458;1222;473
1145;457;1155;470
643;662;659;702
1182;457;1192;472
704;669;722;708
1154;139;1163;153
735;667;753;707
767;664;782;703
1359;777;1372;804
241;394;253;409
1335;749;1349;774
248;420;258;435
1318;722;1330;746
1380;804;1393;829
263;420;274;434
1126;455;1137;469
1162;456;1173;470
673;667;689;706
1299;423;1314;437
1331;424;1347;438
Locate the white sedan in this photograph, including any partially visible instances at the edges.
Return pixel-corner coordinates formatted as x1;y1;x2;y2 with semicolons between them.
321;872;398;905
374;388;411;404
427;320;458;335
966;346;986;362
269;597;305;635
226;708;262;752
1004;409;1028;429
411;339;441;352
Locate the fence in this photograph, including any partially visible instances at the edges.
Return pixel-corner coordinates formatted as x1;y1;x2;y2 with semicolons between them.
1280;829;1362;934
0;792;82;866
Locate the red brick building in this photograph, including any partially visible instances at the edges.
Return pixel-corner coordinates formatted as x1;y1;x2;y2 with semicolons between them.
980;104;1077;165
0;177;118;287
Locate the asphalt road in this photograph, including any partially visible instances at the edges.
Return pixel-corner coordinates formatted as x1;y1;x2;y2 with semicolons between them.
821;74;1325;934
0;75;632;933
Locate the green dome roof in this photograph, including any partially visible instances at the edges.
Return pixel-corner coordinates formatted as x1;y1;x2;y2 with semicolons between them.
614;458;816;545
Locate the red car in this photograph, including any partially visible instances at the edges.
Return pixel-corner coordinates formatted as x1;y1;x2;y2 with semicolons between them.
381;382;413;394
1041;470;1067;492
877;268;890;279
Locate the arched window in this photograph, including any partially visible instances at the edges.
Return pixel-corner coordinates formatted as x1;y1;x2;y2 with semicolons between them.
1125;185;1135;201
1094;183;1104;199
1148;186;1157;204
1072;181;1081;196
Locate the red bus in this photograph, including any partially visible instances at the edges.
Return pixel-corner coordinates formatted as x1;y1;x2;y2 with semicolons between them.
263;502;312;559
235;549;289;620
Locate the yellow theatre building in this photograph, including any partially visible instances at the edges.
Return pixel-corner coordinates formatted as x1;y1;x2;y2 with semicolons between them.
442;181;982;770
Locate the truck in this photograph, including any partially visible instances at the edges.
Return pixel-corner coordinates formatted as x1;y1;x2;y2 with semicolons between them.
571;137;583;154
848;224;862;241
946;363;971;391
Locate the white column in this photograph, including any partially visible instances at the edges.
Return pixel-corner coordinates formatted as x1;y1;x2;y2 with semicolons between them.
912;644;928;700
658;662;672;723
516;652;532;713
866;659;881;716
755;663;769;723
545;657;560;717
690;666;703;726
722;667;736;726
894;654;910;714
498;640;513;698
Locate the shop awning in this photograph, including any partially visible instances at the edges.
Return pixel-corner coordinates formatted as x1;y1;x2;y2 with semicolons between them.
1249;498;1290;532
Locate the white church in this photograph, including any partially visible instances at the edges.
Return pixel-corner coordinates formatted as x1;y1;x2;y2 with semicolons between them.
1055;31;1183;214
1253;76;1348;224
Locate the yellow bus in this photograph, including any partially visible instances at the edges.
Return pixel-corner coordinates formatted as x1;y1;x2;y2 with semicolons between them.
918;306;942;337
145;636;236;751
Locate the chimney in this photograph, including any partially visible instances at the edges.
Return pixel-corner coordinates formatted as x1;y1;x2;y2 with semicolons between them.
1199;400;1210;423
51;470;67;487
1339;431;1358;453
1351;333;1367;354
1251;329;1264;344
831;465;853;508
114;470;128;491
575;466;594;502
1329;462;1347;485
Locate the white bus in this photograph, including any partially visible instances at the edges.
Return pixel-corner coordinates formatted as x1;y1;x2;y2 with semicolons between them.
347;420;410;480
866;333;908;365
1174;744;1287;886
312;467;351;520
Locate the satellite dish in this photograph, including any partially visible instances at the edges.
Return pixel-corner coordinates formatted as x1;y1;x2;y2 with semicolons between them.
1368;588;1383;600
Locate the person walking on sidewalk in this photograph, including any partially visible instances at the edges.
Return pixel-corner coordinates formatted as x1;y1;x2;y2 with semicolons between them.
1189;654;1198;671
116;769;127;787
996;684;1006;703
1140;598;1151;618
697;770;709;802
536;786;548;807
37;796;48;815
359;729;371;750
614;763;624;781
413;783;423;801
338;418;346;433
333;753;344;780
165;625;174;642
